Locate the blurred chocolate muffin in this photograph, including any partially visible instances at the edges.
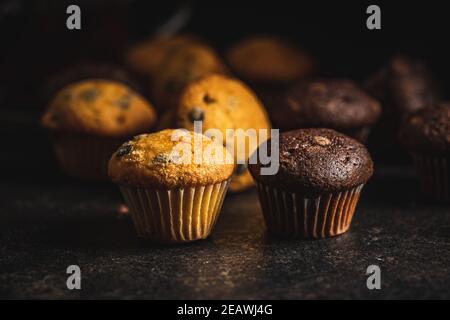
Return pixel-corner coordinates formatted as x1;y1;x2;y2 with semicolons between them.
365;55;439;162
399;104;450;202
274;79;381;143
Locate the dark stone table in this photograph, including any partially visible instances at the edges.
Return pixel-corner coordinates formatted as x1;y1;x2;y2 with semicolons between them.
0;166;449;299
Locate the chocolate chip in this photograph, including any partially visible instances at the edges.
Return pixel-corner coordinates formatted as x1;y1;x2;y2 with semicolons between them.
114;95;131;109
203;94;216;104
50;112;60;123
153;154;170;164
234;163;247;175
80;88;99;102
116;115;126;124
188;107;204;122
116;143;132;157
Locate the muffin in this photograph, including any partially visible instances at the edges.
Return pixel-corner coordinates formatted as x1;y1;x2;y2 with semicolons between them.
399;104;450;202
41;79;157;180
249;128;374;238
226;35;315;121
44;62;141;104
151;43;227;112
108;129;234;243
125;34;200;78
226;35;315;84
275;79;381;143
365;55;439;162
160;74;272;192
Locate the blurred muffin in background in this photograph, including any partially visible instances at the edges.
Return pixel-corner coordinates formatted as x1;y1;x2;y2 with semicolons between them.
125;34;201;78
365;55;440;162
159;74;271;192
274;79;381;143
41;80;157;180
226;35;316;122
150;42;228;113
44;62;142;105
399;104;450;202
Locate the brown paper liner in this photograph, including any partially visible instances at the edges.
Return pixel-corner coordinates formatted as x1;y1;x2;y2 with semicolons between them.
52;134;125;180
411;153;450;202
119;179;231;243
256;183;365;238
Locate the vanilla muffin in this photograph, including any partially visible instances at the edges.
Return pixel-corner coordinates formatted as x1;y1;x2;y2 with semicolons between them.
160;74;272;192
151;43;227;112
41;79;157;180
226;35;315;124
109;129;234;243
125;34;200;77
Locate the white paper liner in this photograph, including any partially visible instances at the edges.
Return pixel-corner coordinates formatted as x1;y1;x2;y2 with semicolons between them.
412;153;449;201
256;183;365;238
119;179;231;243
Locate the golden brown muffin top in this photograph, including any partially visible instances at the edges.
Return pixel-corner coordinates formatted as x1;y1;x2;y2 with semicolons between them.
41;80;157;137
226;36;315;84
125;34;199;77
151;43;227;111
174;74;272;192
108;129;234;188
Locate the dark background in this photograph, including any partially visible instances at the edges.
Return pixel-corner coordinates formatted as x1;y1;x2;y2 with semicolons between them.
0;0;447;176
0;1;449;300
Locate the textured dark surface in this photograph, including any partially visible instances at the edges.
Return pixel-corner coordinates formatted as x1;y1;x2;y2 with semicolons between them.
0;166;449;299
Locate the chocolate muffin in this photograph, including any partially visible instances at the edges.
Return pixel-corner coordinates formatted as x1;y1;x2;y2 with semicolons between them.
365;55;439;162
399;104;450;202
274;79;381;143
249;128;374;238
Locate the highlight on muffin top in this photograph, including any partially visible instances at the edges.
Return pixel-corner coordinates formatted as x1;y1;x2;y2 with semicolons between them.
41;79;157;137
108;129;235;189
248;128;374;194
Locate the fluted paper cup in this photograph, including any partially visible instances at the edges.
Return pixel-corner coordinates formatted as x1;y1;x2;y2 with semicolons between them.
119;179;231;243
411;153;449;202
256;182;365;238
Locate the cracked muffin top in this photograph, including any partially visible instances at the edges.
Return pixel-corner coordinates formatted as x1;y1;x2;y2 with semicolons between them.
249;128;374;194
399;103;450;155
41;80;157;137
108;129;234;188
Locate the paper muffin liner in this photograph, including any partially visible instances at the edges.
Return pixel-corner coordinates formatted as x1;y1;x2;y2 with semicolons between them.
52;134;124;180
119;179;231;243
411;153;449;202
255;182;365;238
